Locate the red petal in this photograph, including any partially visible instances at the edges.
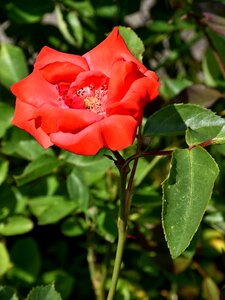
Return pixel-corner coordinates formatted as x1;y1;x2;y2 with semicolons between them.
33;104;103;134
11;70;58;107
40;62;85;84
70;70;109;89
83;27;148;76
50;122;104;155
101;115;137;150
12;98;53;149
35;46;89;71
107;60;143;105
107;76;160;121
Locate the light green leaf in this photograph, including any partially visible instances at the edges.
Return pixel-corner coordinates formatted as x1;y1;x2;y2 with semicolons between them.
0;44;28;89
14;154;62;186
0;102;14;138
28;196;76;225
144;103;225;146
0;242;12;276
67;11;83;48
26;284;62;300
118;26;145;62
162;147;219;258
67;169;89;212
0;286;18;300
202;277;220;300
159;78;192;100
0;216;33;236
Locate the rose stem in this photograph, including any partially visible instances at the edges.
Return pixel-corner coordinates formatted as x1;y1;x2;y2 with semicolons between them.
106;165;128;300
107;128;142;300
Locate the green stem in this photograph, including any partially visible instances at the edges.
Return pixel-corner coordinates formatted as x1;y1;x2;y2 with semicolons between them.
106;170;128;300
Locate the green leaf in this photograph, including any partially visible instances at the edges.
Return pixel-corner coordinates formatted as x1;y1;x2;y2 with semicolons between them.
6;0;54;24
2;128;54;160
0;242;12;276
0;216;33;236
9;238;41;284
14;154;62;186
67;169;89;212
162;147;219;258
26;284;62;300
202;277;220;300
0;102;14;138
0;44;28;89
28;196;76;225
159;78;192;100
0;159;9;186
118;26;145;62
144;103;225;146
66;11;83;48
61;149;112;172
0;286;18;300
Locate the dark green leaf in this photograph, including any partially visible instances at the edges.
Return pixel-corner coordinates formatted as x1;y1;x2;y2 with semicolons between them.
144;103;225;146
26;284;62;300
162;147;219;258
9;238;41;284
14;154;62;186
0;286;18;300
118;26;145;62
0;44;28;89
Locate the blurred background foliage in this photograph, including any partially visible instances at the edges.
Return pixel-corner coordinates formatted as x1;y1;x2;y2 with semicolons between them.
1;0;225;299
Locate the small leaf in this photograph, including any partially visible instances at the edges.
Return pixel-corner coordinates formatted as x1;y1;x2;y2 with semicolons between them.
0;44;28;89
159;78;192;100
0;159;9;186
0;216;33;236
202;277;220;300
118;26;145;62
0;102;14;138
144;103;225;146
67;169;89;212
26;284;62;300
14;154;62;186
28;196;76;225
0;286;18;300
0;242;12;276
162;147;219;258
9;238;41;284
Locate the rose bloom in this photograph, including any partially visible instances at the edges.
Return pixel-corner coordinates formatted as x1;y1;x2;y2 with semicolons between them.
11;27;159;155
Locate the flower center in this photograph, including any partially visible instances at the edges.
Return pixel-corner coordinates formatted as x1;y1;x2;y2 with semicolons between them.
77;84;108;115
57;83;108;115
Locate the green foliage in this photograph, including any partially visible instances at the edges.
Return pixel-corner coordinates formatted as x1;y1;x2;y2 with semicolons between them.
1;0;225;299
162;147;219;258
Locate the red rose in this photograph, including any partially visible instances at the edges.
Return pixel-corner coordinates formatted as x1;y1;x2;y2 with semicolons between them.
11;27;159;155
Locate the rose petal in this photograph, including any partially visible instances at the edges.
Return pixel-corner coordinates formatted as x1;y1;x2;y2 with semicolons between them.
33;104;103;134
35;46;89;71
50;114;137;155
12;98;53;149
11;70;57;107
83;27;148;77
50;122;104;155
40;61;85;84
107;76;160;121
107;60;143;105
101;115;137;150
71;70;109;89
